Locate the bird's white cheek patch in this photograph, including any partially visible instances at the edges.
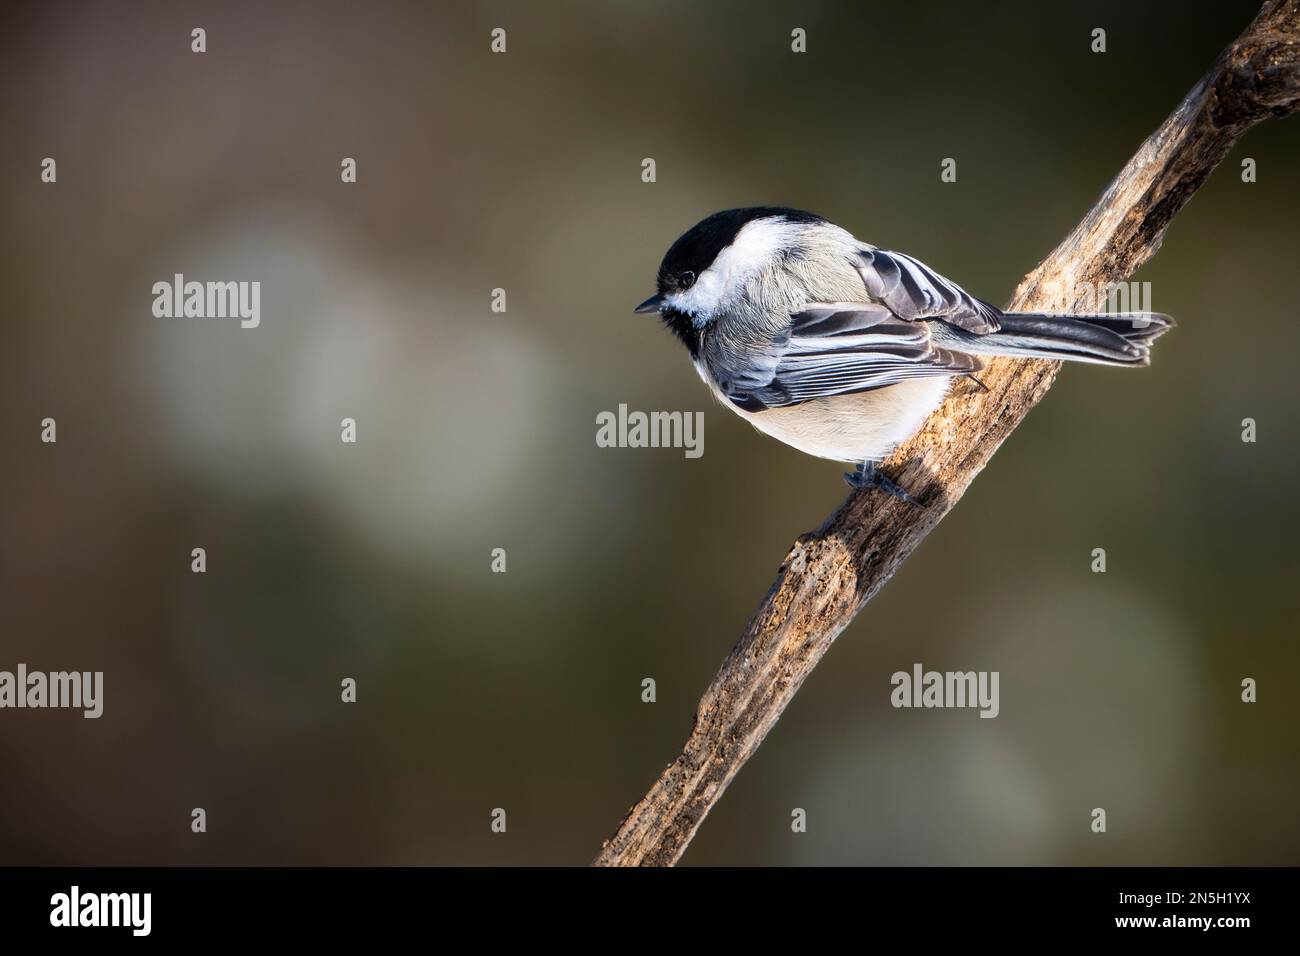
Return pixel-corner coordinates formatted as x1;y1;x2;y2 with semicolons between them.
668;218;800;320
672;270;726;319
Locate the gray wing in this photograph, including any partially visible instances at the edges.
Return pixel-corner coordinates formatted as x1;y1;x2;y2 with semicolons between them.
715;303;982;413
854;248;1002;334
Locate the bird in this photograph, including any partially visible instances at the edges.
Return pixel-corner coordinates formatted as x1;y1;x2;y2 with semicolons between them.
634;207;1173;503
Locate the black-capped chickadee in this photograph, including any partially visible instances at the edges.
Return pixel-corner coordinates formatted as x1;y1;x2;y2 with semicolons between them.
635;207;1173;502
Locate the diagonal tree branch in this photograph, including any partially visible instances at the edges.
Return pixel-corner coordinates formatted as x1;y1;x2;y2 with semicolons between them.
594;0;1300;867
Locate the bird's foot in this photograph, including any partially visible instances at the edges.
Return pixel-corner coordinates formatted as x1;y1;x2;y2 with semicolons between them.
842;461;921;506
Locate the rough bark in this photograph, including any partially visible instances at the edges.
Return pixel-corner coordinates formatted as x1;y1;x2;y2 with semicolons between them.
594;0;1300;867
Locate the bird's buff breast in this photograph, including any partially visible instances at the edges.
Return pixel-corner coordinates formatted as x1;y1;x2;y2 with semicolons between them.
704;374;952;464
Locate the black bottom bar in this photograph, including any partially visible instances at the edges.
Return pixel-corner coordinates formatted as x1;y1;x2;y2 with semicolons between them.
0;866;1291;941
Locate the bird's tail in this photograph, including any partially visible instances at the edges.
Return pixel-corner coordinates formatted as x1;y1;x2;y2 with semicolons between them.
959;312;1174;366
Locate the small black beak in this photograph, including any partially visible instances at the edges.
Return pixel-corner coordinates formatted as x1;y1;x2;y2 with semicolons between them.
633;293;664;314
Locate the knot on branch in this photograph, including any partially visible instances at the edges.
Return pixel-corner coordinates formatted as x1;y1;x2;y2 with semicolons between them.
1214;0;1300;125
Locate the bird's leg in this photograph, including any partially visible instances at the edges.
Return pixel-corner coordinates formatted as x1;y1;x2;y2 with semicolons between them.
842;460;921;506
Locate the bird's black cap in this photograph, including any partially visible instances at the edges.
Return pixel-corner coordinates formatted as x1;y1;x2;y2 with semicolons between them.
655;206;825;293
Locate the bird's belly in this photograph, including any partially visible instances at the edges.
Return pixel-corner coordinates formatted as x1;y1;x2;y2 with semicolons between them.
718;378;952;463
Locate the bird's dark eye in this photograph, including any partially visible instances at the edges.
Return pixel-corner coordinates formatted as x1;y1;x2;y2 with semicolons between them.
679;270;696;289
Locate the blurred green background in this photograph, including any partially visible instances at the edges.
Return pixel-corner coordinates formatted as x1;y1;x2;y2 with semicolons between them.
1;0;1296;865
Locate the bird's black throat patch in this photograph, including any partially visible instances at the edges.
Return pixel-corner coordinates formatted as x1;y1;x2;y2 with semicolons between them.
660;306;702;358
